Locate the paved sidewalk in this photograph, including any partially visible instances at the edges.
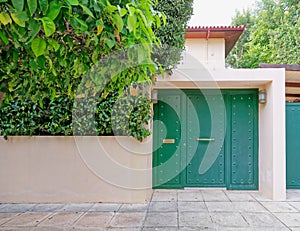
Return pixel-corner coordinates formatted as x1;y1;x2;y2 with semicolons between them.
1;189;300;230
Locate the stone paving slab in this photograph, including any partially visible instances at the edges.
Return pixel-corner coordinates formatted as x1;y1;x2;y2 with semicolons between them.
261;202;299;213
37;212;83;228
242;212;286;228
0;213;20;226
210;212;249;227
232;201;266;212
224;191;256;202
73;212;114;228
273;212;300;227
177;191;203;202
1;189;300;230
178;212;212;227
178;201;207;212
2;212;50;227
119;204;148;213
290;202;300;212
202;190;230;202
109;212;146;228
143;212;177;227
151;191;177;202
148;201;177;212
205;201;235;212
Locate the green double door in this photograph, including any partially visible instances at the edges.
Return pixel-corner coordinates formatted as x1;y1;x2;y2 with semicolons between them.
153;89;258;190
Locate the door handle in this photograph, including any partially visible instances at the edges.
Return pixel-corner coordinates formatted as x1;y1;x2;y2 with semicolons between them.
196;138;215;141
163;139;175;144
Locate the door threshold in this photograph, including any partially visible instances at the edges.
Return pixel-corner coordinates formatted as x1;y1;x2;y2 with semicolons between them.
183;187;226;191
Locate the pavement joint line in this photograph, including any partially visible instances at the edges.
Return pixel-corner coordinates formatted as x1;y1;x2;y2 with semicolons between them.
28;211;54;228
106;203;123;229
256;199;293;230
70;210;89;229
140;197;151;228
223;189;231;202
240;211;250;226
0;213;21;226
249;192;257;202
288;201;300;213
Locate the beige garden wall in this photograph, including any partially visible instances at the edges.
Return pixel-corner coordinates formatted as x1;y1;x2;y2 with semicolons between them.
0;136;153;203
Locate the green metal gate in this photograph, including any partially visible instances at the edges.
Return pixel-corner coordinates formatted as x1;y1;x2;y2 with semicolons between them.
286;103;300;189
153;89;258;190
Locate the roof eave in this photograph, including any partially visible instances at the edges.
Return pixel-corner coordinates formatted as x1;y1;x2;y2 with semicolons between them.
185;26;246;57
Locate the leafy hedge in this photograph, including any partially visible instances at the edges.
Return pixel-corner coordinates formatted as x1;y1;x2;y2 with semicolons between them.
0;89;150;141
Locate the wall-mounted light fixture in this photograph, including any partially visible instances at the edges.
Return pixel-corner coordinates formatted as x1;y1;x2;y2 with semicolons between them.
151;89;158;104
259;90;267;104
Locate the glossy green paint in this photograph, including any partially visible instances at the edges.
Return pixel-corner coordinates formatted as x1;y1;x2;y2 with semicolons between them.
226;93;258;190
286;103;300;189
186;92;226;187
152;92;184;188
153;89;258;190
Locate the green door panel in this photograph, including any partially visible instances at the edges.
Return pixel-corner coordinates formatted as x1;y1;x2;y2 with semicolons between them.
227;93;258;190
286;103;300;189
153;92;183;188
153;89;258;190
186;93;225;187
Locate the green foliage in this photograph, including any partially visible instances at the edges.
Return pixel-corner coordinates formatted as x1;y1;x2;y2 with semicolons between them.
0;97;73;139
226;0;300;68
0;91;151;141
154;0;193;73
0;0;164;101
226;9;253;68
0;0;165;141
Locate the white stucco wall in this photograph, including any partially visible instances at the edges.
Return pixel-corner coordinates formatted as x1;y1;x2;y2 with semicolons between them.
185;38;225;69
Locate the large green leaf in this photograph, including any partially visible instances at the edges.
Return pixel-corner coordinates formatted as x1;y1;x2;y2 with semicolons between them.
104;38;115;49
113;14;123;32
70;16;88;33
80;4;95;18
11;11;28;27
65;0;79;6
12;0;24;12
40;17;55;37
46;1;62;20
0;12;12;25
27;0;37;16
0;31;9;45
31;37;46;57
48;38;60;51
38;0;49;14
127;15;136;33
27;19;41;43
